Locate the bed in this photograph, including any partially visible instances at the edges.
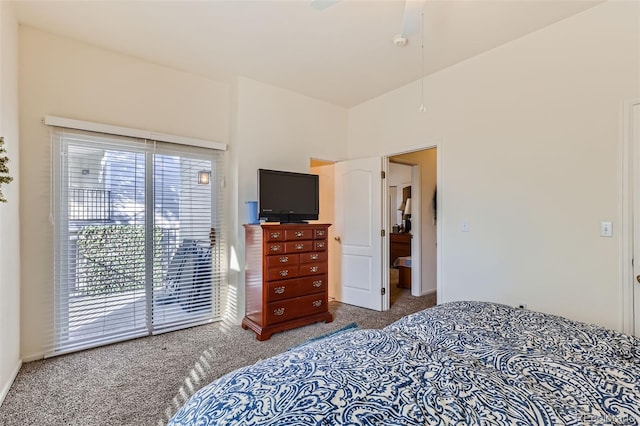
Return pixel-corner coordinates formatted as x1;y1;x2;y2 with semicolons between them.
168;301;640;425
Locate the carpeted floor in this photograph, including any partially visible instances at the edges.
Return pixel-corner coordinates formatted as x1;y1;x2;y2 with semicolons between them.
0;282;435;426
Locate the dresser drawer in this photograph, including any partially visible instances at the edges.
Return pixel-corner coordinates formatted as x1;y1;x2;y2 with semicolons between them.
267;265;299;281
299;262;327;276
284;241;313;253
266;243;285;254
266;279;299;302
300;251;326;264
284;228;312;240
266;298;300;324
298;293;328;316
298;274;327;296
266;254;299;269
313;228;328;239
266;293;328;325
313;240;327;251
265;229;285;242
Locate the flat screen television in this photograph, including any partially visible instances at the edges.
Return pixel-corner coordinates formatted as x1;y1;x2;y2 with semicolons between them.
258;168;319;223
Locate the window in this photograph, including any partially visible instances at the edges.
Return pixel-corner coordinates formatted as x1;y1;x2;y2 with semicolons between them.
50;127;226;355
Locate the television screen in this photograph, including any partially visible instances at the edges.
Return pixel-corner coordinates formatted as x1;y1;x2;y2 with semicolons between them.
258;169;319;223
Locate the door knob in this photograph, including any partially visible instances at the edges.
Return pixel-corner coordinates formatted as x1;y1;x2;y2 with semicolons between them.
334;236;341;242
637;275;640;283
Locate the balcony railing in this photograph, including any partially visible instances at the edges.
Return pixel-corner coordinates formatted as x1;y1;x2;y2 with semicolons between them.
69;188;111;221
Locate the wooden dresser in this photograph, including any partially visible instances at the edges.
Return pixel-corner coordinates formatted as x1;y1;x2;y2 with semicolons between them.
242;223;333;340
390;232;412;289
390;232;412;266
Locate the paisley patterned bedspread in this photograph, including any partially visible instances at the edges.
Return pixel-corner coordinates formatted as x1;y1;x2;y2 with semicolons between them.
168;301;640;425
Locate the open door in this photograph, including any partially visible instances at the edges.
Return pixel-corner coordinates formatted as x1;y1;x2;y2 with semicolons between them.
334;157;384;311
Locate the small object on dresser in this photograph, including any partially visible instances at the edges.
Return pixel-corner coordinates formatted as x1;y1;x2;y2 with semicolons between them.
245;201;259;224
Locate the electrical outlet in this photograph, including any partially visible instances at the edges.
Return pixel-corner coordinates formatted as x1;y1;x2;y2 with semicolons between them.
517;304;527;309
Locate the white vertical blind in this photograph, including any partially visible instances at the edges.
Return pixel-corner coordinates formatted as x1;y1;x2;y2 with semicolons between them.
151;142;226;332
49;128;226;356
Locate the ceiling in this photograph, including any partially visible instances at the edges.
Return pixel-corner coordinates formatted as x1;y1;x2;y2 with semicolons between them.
11;0;601;108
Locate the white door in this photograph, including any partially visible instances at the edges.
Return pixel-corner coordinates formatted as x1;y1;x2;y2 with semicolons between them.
334;157;383;311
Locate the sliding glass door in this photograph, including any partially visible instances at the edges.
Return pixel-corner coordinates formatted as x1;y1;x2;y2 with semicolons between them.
51;129;225;355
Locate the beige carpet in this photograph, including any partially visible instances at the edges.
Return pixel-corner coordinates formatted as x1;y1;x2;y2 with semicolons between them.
389;267;410;306
0;289;436;426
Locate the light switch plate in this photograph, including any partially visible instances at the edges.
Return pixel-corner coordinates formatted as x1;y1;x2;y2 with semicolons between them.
600;221;612;237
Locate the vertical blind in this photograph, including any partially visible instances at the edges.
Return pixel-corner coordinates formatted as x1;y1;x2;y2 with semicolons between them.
49;128;226;356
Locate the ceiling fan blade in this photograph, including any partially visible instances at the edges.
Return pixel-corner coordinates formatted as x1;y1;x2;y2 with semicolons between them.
400;0;425;37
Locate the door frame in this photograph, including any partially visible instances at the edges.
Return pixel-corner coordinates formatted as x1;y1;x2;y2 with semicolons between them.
384;161;422;302
410;164;422;297
622;98;640;336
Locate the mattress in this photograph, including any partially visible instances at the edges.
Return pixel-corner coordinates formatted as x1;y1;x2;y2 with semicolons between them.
168;301;640;425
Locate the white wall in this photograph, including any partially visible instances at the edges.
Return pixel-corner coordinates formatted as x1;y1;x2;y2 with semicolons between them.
18;26;231;360
348;1;640;331
230;77;348;322
388;162;412;227
0;1;21;405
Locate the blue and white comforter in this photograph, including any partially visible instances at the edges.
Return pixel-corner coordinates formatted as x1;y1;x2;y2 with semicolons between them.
168;301;640;425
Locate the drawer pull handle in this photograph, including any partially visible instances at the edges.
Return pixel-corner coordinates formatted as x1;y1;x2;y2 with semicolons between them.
274;286;285;294
317;230;325;236
310;266;319;273
274;307;285;316
279;256;289;263
270;232;281;239
294;243;304;250
279;270;289;277
295;231;304;237
313;280;322;287
270;245;281;252
310;254;319;260
312;300;322;308
316;242;325;248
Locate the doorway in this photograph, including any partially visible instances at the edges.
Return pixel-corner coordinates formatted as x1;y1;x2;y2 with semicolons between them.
387;148;437;306
310;159;339;301
387;162;413;306
310;146;438;311
312;157;384;309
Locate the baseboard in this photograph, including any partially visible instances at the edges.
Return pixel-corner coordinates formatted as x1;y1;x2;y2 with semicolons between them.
0;359;22;407
421;288;437;296
21;352;44;363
